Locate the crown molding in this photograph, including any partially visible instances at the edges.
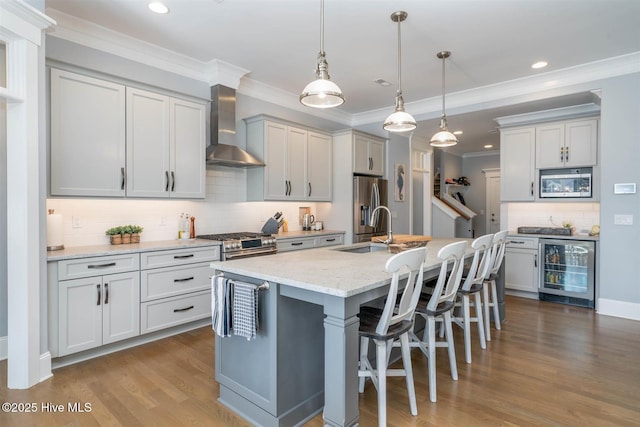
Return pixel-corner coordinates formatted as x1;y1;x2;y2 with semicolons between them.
494;103;600;128
1;0;55;44
205;59;249;89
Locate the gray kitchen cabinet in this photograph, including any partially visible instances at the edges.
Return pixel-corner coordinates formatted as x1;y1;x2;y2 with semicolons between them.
126;87;206;198
505;237;539;295
500;127;536;201
353;132;385;176
139;246;218;334
53;254;140;357
536;118;598;169
277;233;344;252
50;68;126;197
246;116;333;201
50;68;205;199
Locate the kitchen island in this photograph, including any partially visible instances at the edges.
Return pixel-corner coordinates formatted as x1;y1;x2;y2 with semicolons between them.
210;237;472;427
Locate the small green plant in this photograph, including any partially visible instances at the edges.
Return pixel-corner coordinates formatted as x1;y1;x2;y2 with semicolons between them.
105;226;123;236
130;225;144;234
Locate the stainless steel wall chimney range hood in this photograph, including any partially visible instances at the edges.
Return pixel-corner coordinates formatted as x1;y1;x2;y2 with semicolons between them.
206;85;265;168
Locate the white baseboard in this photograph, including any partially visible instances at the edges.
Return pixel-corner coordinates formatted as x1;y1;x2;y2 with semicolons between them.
597;298;640;321
0;335;6;360
40;352;53;383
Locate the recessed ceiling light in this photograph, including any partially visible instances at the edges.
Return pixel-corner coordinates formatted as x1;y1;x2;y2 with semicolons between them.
484;144;493;149
373;78;392;87
531;61;548;69
148;2;169;14
453;130;463;135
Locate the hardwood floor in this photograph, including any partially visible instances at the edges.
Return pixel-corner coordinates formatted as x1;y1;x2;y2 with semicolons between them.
1;296;639;426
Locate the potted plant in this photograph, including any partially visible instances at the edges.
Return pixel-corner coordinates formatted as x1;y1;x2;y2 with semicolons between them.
121;225;133;244
130;225;143;243
105;226;123;245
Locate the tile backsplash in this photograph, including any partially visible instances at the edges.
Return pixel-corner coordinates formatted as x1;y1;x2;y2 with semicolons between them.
47;168;328;247
506;202;600;234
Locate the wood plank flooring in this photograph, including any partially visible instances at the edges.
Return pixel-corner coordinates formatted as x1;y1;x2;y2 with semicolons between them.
1;296;639;426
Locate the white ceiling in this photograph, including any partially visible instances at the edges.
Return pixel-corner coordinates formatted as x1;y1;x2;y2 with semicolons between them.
44;0;640;155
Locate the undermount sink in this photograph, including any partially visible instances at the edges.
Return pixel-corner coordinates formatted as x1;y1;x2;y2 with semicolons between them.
333;243;389;254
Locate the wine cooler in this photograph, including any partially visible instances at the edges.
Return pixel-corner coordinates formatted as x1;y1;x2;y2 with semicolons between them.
539;239;595;308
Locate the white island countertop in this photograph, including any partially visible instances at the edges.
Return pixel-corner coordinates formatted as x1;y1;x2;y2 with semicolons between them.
210;237;472;298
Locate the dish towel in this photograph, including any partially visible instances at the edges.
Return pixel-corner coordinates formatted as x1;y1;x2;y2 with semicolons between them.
212;276;233;337
231;280;259;341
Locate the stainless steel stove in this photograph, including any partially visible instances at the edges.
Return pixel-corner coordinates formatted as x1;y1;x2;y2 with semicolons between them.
197;232;277;261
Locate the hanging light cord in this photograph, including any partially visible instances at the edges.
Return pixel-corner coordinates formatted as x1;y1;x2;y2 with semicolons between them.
396;17;402;97
441;54;446;121
319;0;325;56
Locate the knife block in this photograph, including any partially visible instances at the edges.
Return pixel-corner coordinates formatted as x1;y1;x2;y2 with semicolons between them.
261;218;279;235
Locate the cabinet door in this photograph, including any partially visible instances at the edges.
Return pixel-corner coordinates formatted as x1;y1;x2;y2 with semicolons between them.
58;277;103;356
50;69;126;197
352;134;371;174
286;127;307;199
565;119;597;167
500;127;535;201
126;87;171;197
536;123;565;169
505;249;539;293
102;272;140;345
369;139;385;176
264;122;289;200
307;131;332;201
170;98;206;198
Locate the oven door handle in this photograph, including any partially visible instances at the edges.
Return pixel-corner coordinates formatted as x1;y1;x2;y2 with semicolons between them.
224;248;277;260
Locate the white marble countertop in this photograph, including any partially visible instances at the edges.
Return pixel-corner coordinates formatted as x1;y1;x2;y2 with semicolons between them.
210;238;472;298
47;239;221;261
275;229;345;239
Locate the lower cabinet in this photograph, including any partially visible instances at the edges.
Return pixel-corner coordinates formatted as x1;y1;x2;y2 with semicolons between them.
49;244;220;359
505;237;539;294
58;272;140;356
276;233;344;252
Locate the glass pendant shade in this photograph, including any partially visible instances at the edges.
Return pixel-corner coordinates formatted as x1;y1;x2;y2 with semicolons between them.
430;51;457;147
300;55;345;108
300;0;344;109
384;11;416;133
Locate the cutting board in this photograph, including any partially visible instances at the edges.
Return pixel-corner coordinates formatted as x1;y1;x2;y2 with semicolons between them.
372;234;432;243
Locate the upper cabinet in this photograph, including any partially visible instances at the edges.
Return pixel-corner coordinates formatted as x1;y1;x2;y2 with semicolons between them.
126;88;206;198
50;69;206;199
246;117;333;202
353;133;385;176
500;127;536;201
50;68;126;197
536;119;598;169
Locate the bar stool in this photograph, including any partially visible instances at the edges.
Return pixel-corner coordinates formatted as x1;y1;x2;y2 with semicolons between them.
453;233;493;364
484;230;508;341
409;240;468;403
357;246;427;427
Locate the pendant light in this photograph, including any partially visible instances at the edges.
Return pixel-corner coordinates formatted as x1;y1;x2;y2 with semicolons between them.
383;11;416;133
300;0;345;109
430;51;458;147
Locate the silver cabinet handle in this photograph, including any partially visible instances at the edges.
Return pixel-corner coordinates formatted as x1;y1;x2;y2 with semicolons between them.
171;171;175;192
165;171;169;192
560;146;564;162
565;146;569;162
88;262;116;269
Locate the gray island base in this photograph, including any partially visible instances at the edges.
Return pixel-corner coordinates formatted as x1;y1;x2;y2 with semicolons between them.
211;238;471;427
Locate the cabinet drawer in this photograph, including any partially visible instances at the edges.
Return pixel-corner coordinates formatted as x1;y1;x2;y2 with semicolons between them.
277;237;315;252
58;254;139;280
507;237;538;249
140;262;212;302
316;234;344;247
140;290;211;334
140;246;219;269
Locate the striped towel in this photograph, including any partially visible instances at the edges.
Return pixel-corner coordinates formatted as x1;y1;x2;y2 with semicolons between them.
231;280;259;341
212;276;233;337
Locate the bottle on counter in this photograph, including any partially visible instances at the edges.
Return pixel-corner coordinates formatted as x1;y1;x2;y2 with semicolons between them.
190;216;196;239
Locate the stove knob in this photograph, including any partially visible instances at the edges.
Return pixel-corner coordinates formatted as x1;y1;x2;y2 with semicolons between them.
235;243;241;249
224;243;232;250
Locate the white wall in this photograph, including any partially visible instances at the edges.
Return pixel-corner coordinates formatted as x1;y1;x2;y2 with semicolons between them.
0;41;7;343
462;152;500;236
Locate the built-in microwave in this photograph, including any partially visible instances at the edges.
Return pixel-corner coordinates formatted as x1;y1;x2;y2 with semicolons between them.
539;167;592;198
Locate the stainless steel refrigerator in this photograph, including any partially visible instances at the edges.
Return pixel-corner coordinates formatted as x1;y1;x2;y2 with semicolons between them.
353;176;388;243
